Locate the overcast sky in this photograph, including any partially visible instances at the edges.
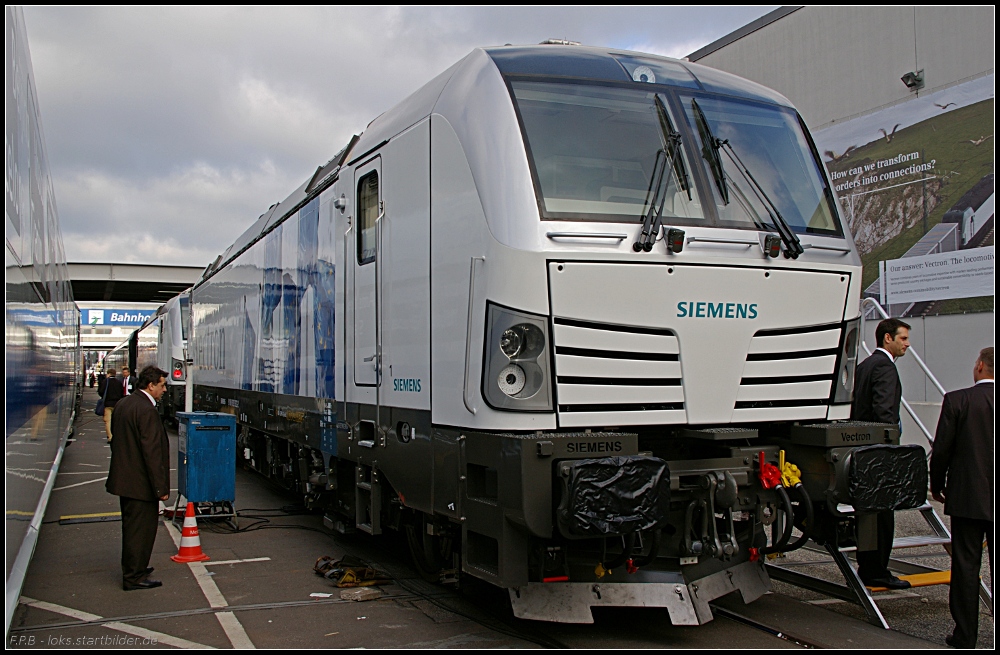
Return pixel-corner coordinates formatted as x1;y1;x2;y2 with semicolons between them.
23;6;777;268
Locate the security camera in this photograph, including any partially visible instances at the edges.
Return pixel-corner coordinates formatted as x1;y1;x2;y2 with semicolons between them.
901;70;924;91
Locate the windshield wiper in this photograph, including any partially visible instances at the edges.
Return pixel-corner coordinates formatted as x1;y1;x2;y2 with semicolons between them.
655;94;692;201
691;99;767;232
717;140;804;259
692;99;728;204
691;99;804;259
634;150;668;252
634;96;690;252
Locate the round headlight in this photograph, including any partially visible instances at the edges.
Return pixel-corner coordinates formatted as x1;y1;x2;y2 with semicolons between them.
498;364;526;396
500;327;523;359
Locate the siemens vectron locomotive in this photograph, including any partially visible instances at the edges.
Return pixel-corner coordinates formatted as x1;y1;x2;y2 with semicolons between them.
188;45;925;624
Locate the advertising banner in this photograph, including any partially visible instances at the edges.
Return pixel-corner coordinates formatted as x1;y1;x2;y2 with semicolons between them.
880;246;994;306
813;74;994;317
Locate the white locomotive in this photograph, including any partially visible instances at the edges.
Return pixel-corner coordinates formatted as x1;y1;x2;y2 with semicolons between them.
136;293;190;423
188;45;926;624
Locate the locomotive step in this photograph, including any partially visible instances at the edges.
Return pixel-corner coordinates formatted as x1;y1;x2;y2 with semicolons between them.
866;570;951;592
890;535;951;549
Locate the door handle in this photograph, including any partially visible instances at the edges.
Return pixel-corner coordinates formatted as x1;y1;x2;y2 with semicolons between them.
363;354;376;362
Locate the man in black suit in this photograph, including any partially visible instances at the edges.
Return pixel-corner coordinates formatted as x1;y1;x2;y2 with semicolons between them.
851;317;911;589
121;366;133;396
106;366;171;591
931;347;994;649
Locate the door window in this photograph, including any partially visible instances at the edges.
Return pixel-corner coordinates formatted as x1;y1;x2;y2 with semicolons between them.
357;172;379;264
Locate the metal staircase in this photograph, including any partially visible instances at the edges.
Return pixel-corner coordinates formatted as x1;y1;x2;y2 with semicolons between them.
767;299;993;628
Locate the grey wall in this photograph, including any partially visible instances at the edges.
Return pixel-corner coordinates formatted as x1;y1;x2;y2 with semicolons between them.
691;6;995;129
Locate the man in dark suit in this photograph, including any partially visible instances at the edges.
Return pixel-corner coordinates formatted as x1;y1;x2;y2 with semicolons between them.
851;317;911;589
931;347;993;649
106;366;171;591
121;366;133;396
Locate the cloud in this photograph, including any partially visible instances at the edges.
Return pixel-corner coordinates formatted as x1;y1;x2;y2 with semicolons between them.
21;6;779;266
58;160;299;266
625;39;716;60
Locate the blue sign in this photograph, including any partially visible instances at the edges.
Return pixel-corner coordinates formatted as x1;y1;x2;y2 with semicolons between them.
83;309;154;326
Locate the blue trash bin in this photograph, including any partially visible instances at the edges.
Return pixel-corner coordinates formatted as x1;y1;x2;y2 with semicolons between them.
177;412;236;504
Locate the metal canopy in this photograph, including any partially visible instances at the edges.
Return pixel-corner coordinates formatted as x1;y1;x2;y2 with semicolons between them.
66;262;203;303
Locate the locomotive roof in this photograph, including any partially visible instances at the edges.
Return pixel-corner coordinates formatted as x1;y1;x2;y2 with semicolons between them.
482;45;792;107
199;45;796;285
352;44;795;179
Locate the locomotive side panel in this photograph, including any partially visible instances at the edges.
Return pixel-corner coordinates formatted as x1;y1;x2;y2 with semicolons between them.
194;198;332;400
135;317;159;373
429;114;490;426
192;197;339;503
429;115;556;431
379;120;431;413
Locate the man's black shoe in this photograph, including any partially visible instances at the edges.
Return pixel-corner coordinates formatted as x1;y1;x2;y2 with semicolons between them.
146;566;154;574
945;635;971;648
863;575;911;590
123;579;162;591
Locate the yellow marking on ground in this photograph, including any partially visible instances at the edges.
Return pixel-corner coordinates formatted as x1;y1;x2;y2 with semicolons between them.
6;510;35;516
59;511;121;520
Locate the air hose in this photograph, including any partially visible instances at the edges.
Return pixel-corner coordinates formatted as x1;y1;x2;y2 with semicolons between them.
759;485;794;555
756;450;808;556
781;484;814;553
601;533;637;571
776;456;814;553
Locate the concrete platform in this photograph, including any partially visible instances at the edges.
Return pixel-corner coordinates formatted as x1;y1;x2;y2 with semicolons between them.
6;387;981;648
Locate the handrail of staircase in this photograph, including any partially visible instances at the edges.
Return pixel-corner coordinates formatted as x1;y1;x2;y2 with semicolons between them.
859;297;942;446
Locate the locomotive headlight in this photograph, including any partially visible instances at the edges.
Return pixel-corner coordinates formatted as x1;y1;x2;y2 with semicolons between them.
498;364;526;396
482;304;553;412
500;327;524;359
832;317;860;404
171;358;185;381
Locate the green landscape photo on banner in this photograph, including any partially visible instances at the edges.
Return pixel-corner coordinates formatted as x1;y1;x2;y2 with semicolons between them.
814;74;994;318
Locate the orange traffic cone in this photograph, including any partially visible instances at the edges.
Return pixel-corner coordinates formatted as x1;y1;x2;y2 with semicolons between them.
171;502;210;563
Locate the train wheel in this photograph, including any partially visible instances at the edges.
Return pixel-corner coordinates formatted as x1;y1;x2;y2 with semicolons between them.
405;511;448;582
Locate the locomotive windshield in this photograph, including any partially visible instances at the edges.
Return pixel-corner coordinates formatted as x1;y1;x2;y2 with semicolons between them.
179;295;190;340
511;81;703;223
681;94;840;235
510;80;841;235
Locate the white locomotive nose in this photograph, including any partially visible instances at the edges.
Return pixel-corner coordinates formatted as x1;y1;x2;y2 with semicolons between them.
498;364;526;396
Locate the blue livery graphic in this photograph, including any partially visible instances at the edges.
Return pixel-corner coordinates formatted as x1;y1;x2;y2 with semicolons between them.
193;197;335;400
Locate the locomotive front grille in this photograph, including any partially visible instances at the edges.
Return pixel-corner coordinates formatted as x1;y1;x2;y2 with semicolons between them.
732;323;841;420
552;317;686;427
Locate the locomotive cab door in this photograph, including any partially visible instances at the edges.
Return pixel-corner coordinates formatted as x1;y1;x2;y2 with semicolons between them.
353;157;382;388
